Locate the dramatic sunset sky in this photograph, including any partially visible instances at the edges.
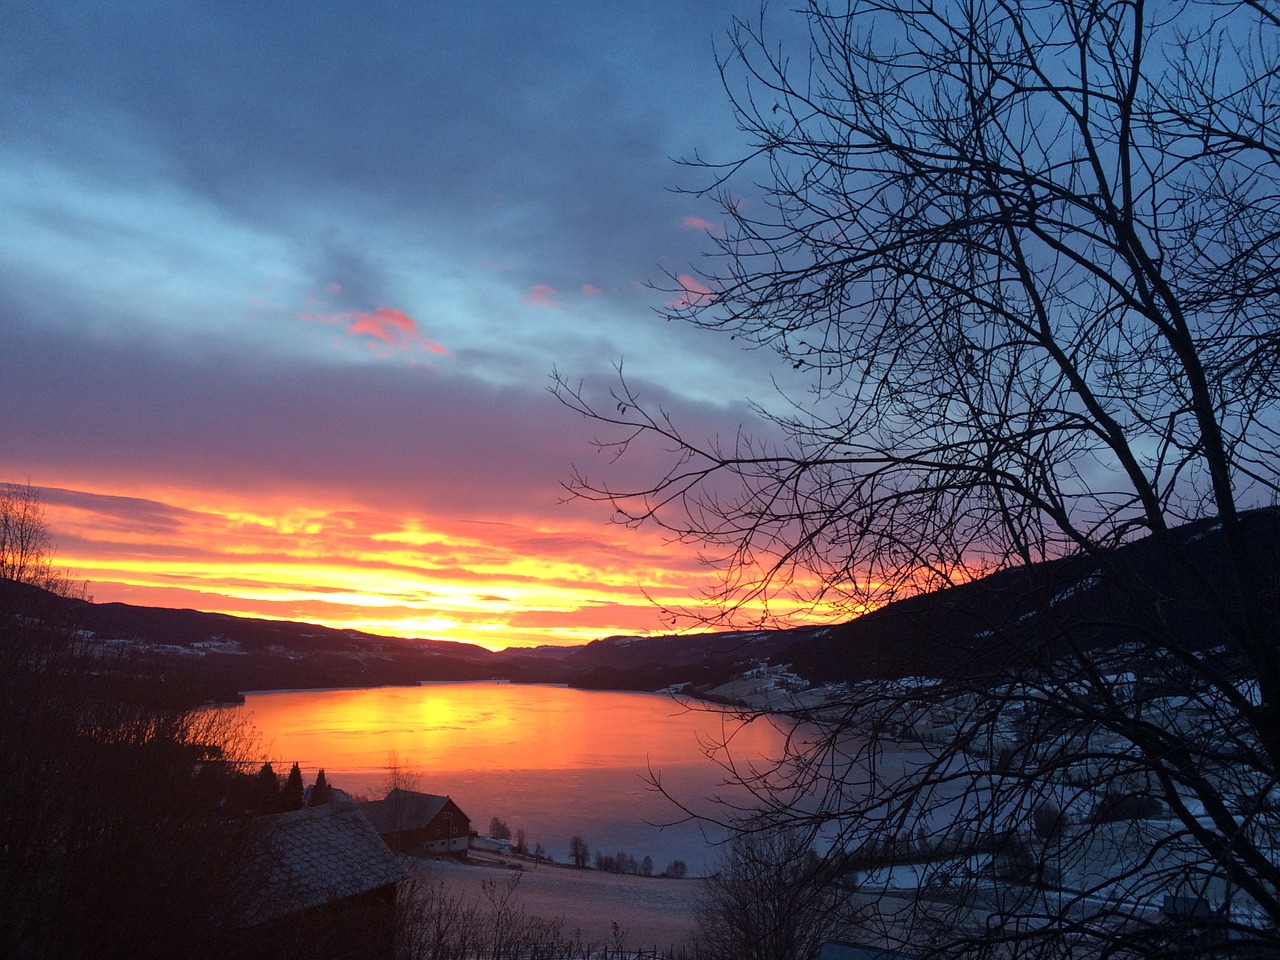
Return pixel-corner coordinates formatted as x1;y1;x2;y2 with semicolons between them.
1;2;807;649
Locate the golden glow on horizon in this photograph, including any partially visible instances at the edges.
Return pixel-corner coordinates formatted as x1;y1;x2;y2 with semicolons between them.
34;483;693;649
33;479;851;651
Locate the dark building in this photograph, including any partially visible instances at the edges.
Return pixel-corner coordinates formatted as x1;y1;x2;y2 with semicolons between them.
359;788;471;855
233;801;405;960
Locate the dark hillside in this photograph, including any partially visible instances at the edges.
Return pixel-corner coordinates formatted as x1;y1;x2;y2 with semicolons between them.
0;579;563;701
557;627;821;690
786;507;1280;684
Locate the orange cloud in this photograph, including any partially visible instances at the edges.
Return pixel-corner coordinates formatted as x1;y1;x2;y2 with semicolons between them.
667;275;715;310
347;307;416;343
523;284;560;308
32;483;709;650
22;474;853;651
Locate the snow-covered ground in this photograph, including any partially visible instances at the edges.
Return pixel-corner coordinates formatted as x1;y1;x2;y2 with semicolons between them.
408;852;703;950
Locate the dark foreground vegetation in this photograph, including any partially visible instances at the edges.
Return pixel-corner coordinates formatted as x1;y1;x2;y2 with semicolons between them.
1;485;258;957
1;485;401;959
398;873;693;960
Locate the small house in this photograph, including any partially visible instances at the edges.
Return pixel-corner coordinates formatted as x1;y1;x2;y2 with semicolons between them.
359;787;471;855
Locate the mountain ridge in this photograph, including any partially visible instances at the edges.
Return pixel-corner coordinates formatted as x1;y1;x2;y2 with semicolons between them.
4;507;1275;703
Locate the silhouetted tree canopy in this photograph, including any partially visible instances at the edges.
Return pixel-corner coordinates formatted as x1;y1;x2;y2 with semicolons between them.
556;1;1280;956
569;835;590;869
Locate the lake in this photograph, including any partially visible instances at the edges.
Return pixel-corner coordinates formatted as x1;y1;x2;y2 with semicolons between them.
235;682;793;874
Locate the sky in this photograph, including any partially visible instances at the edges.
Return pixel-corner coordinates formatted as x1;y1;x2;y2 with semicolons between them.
0;1;803;650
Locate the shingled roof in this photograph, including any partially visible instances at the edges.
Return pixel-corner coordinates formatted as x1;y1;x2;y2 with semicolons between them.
243;801;406;927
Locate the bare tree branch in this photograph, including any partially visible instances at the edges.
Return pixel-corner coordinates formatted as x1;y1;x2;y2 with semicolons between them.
555;1;1280;956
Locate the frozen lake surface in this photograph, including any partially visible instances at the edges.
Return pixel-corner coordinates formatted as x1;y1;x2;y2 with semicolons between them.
236;682;793;873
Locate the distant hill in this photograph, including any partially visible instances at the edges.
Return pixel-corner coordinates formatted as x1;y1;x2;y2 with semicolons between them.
0;578;532;701
787;507;1280;684
4;508;1275;702
552;507;1278;693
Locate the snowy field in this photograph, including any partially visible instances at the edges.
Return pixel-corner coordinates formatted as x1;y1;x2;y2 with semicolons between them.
410;852;704;951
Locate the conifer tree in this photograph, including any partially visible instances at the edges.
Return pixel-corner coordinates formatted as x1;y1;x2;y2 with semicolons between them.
309;768;332;807
254;762;278;814
281;762;304;812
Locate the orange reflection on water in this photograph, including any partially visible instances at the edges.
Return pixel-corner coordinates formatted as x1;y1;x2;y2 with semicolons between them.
240;682;788;780
236;682;798;871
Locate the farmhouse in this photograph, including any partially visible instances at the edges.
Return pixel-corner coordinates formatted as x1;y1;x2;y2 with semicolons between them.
360;787;471;855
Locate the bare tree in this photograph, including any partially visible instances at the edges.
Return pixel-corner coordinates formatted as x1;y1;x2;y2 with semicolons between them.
569;835;591;869
383;749;422;838
0;484;86;680
383;749;421;795
555;1;1280;956
396;872;606;960
696;828;851;960
0;482;53;585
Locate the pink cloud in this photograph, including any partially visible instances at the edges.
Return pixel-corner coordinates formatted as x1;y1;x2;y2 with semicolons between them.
667;275;716;310
347;307;416;344
580;283;602;298
523;284;560;308
681;216;715;231
300;307;449;355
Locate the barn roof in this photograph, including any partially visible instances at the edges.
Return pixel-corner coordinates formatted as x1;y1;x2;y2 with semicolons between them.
359;788;465;834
